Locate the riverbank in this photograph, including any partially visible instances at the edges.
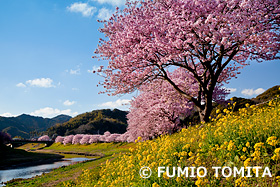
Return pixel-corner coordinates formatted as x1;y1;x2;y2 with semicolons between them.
0;145;64;170
4;142;133;187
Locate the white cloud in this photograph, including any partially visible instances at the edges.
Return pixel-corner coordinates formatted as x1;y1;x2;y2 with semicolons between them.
67;2;97;17
72;88;79;91
87;66;102;73
63;100;76;106
97;8;114;20
98;99;130;108
16;83;26;88
0;112;17;117
30;107;78;118
70;68;81;75
92;0;125;6
241;88;265;96
226;88;237;93
26;78;55;88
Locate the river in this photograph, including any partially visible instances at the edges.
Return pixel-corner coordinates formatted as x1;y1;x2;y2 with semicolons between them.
0;157;93;186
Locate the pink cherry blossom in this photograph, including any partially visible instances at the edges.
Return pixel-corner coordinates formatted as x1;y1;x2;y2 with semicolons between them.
126;68;229;141
72;134;84;144
38;135;51;141
94;0;280;122
63;135;74;145
80;134;91;144
55;136;64;143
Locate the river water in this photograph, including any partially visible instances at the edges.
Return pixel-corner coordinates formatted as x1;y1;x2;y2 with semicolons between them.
0;157;93;186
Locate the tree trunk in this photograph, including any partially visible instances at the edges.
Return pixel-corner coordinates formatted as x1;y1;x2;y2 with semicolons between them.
197;104;212;123
197;92;213;123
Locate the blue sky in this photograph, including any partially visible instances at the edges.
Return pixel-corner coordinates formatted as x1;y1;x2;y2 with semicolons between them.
0;0;279;118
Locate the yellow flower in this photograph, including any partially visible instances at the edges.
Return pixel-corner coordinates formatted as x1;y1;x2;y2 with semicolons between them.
246;142;250;147
188;151;193;157
267;136;278;146
137;136;142;141
244;158;251;167
183;144;190;149
195;157;201;165
176;176;182;183
163;172;169;179
152;183;160;187
227;140;235;151
275;148;280;154
276;176;280;182
240;155;246;160
242;147;247;152
254;142;264;150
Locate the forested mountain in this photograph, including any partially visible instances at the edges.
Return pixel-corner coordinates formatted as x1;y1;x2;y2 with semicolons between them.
47;109;128;136
0;114;71;138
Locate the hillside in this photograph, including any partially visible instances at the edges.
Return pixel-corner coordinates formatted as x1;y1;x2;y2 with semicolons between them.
71;97;280;186
47;109;128;136
0;114;71;138
252;85;280;103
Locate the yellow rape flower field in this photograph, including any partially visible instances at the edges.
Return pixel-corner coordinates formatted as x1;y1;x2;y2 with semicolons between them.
65;98;280;187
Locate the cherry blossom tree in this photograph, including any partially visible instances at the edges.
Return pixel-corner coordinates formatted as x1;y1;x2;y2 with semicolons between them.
104;131;111;137
38;135;51;141
55;136;64;143
72;134;84;144
94;0;279;122
116;132;130;142
0;132;11;144
126;68;228;141
80;135;91;144
105;133;121;142
89;135;100;143
63;135;74;145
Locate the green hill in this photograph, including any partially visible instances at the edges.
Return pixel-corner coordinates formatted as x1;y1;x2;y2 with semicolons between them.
46;109;128;136
252;85;280;103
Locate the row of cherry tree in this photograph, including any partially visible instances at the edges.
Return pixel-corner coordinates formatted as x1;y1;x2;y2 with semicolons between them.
38;132;132;144
55;132;130;144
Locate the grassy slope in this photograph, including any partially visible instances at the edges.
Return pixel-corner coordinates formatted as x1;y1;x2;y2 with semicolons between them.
5;142;134;187
73;98;280;187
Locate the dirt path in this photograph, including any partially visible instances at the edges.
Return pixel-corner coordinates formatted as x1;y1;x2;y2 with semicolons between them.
35;149;105;157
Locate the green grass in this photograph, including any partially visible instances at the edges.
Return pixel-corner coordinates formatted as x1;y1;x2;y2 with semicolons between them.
17;143;47;151
44;142;133;157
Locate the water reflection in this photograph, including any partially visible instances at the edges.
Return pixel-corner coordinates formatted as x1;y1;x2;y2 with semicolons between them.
0;157;93;186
